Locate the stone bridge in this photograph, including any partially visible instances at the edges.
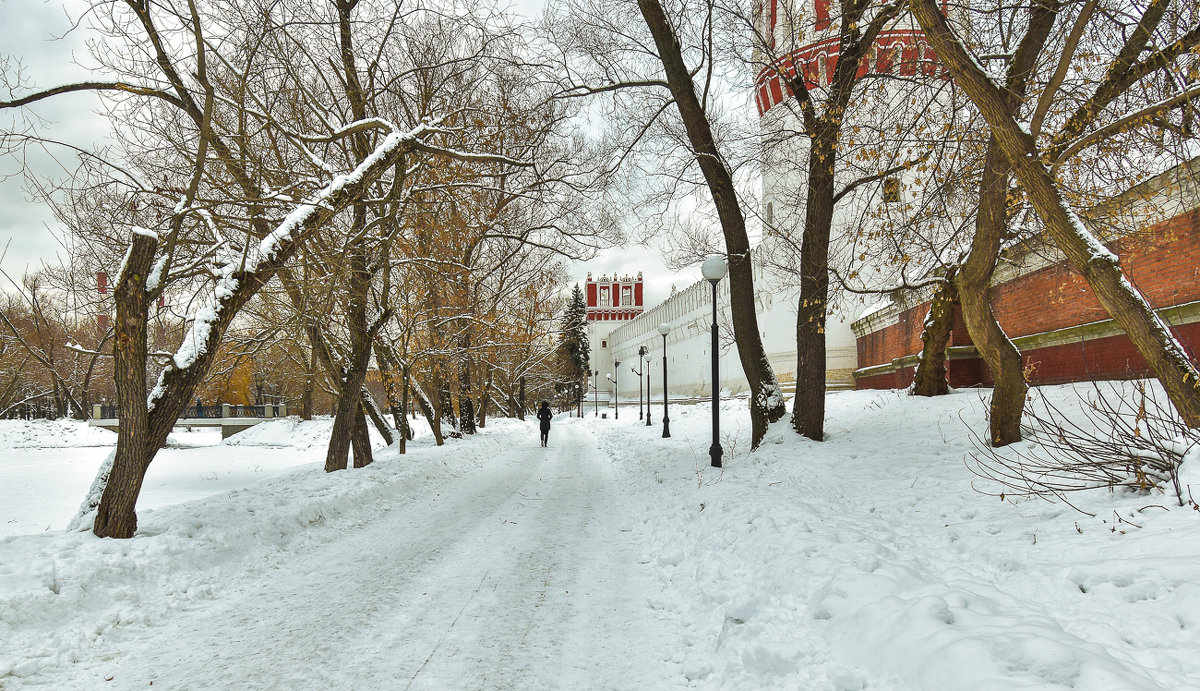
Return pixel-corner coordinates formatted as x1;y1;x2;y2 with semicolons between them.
88;403;288;439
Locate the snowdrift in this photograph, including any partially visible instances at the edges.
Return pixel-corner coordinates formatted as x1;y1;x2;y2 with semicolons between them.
2;388;1198;688
0;419;116;449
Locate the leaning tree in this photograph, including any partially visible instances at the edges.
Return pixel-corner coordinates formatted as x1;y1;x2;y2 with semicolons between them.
0;0;544;538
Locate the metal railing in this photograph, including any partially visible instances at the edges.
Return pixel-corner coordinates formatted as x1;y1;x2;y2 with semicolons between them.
94;403;287;420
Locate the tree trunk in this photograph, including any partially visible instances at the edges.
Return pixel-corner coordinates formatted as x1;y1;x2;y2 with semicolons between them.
374;339;423;449
301;345;315;421
360;387;394;446
792;123;837;440
517;375;526;421
637;0;786;447
351;404;372;468
914;0;1200;428
458;335;476;435
412;373;445;446
439;378;457;434
325;241;375;472
79;126;433;536
959;144;1028;444
911;274;959;397
327;0;380;469
477;370;492;428
399;363;410;453
949;2;1054;444
374;340;405;434
93;233;156;539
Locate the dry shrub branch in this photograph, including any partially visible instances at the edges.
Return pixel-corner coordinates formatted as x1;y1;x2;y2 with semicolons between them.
969;380;1198;513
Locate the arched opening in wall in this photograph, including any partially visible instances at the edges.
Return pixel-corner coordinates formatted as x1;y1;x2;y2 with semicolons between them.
817;54;828;86
877;43;894;73
766;201;774;226
814;0;830;31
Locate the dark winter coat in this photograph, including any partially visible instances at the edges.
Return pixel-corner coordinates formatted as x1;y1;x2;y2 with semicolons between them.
536;406;552;432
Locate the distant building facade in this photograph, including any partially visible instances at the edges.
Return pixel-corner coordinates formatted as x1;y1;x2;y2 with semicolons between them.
587;247;858;404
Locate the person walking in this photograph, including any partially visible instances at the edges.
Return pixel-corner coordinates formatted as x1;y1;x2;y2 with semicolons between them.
536;401;553;447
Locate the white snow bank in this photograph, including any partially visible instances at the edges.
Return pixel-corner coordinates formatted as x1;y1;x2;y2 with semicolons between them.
0;421;492;683
3;386;1199;688
221;414;424;450
588;385;1200;689
0;419;115;449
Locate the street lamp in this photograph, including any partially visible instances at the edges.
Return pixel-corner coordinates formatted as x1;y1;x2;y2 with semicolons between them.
702;255;728;468
613;361;620;418
658;323;671;438
633;346;646;421
644;349;653;426
593;369;600;417
605;365;620;419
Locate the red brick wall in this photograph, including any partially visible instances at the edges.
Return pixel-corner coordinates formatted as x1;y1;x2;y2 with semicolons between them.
991;209;1200;338
855;207;1200;389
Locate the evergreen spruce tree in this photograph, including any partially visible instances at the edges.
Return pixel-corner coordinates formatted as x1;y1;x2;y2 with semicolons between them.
558;284;590;408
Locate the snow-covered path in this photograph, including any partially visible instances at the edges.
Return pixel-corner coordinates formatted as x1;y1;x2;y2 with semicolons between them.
6;387;1200;689
29;423;679;690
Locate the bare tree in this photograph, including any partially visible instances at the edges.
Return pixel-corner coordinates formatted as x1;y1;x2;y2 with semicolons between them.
911;0;1200;436
549;0;787;447
2;0;536;537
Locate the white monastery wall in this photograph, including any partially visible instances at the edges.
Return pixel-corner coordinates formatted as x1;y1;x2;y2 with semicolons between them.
589;241;858;403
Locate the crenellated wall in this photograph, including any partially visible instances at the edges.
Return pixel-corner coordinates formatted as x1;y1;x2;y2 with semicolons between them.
588;240;860;403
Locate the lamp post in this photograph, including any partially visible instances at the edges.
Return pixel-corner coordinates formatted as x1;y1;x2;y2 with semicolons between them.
702;255;728;468
593;369;599;417
633;346;646;421
645;350;652;426
613;361;620;418
658;323;671;438
605;366;620;419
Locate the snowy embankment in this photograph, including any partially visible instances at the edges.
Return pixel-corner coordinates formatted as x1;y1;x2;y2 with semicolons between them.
595;385;1200;689
0;419;118;449
2;386;1199;688
0;415;441;681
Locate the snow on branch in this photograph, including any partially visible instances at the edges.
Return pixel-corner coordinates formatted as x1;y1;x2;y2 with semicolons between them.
65;341;113;358
410;140;534;168
145;121;435;411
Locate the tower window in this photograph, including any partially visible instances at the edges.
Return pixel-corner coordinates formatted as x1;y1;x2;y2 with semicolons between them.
814;0;830;31
877;43;895;73
883;177;901;204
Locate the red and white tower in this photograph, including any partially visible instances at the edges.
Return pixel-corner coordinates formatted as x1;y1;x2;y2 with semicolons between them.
584;271;645;409
585;271;644;322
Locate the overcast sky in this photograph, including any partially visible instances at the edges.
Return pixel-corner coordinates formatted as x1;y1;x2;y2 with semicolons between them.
0;1;102;278
0;1;703;307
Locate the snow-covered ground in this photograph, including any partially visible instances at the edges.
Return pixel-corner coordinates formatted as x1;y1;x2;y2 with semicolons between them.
1;386;1198;689
0;418;390;538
